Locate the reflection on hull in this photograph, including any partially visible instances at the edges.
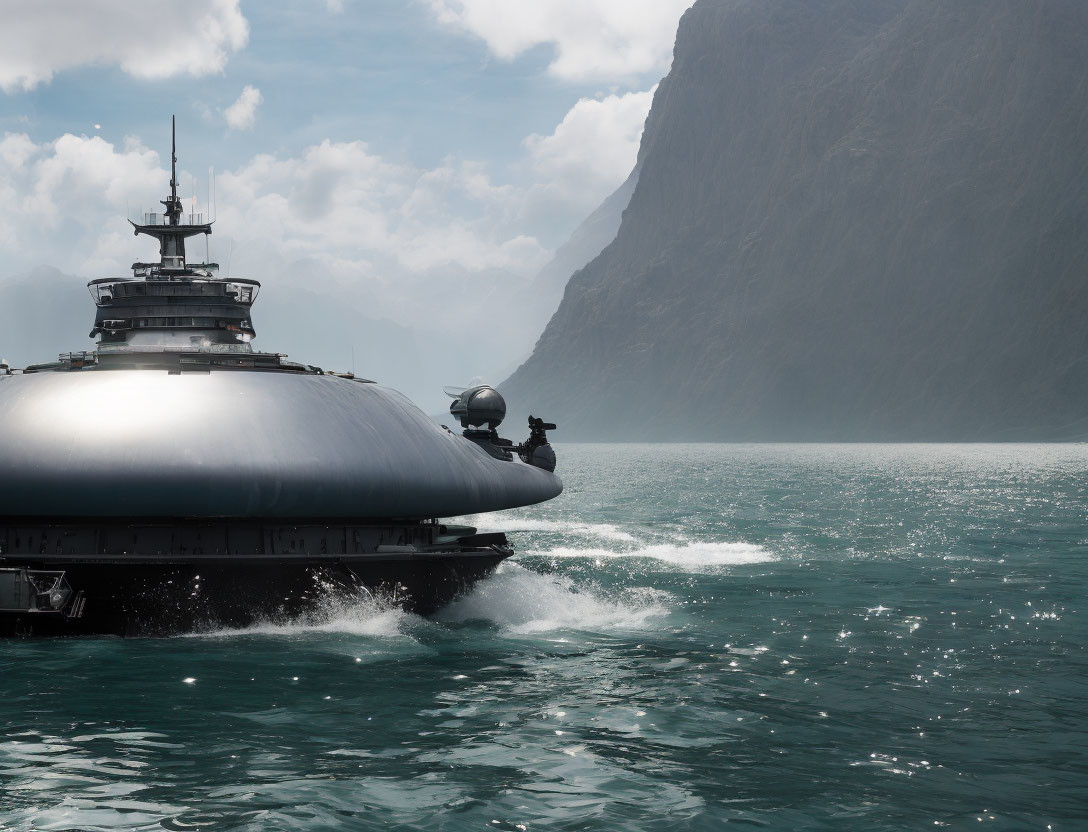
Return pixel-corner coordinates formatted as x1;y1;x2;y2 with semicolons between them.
0;370;562;519
0;549;508;637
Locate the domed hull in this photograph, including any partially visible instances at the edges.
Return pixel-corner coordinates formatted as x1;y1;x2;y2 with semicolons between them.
0;369;561;518
0;367;562;634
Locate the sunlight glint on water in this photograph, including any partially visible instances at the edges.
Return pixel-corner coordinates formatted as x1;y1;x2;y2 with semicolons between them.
1;444;1086;831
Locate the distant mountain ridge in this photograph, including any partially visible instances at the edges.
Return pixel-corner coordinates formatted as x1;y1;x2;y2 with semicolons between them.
503;0;1088;440
525;168;638;332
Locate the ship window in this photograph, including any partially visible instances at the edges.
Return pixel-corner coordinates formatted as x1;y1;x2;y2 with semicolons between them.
132;316;219;328
225;282;259;303
89;283;116;303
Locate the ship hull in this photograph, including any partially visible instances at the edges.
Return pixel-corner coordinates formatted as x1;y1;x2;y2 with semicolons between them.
0;549;507;637
0;369;562;519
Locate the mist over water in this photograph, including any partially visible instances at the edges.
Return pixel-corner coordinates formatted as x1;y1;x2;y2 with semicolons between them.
2;444;1086;830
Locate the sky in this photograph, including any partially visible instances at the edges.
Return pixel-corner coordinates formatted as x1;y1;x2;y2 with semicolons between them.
0;0;692;409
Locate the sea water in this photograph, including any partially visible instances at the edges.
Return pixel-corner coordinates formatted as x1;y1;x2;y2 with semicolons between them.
1;444;1085;830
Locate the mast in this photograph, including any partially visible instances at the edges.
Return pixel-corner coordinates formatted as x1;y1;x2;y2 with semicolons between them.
167;114;180;226
130;115;211;271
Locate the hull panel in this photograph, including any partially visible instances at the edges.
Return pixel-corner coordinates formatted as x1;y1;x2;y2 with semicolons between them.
0;550;506;636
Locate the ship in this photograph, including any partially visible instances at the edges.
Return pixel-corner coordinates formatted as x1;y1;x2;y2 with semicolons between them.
0;119;561;636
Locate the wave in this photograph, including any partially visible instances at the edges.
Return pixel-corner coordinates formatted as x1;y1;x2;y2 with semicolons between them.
188;592;417;639
524;540;774;569
183;538;765;640
437;563;669;634
458;516;637;542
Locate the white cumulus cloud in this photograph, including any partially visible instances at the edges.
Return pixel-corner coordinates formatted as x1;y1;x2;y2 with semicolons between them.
224;85;263;131
0;0;248;93
525;87;654;207
428;0;693;83
0;131;547;303
0;132;166;268
215;141;547;286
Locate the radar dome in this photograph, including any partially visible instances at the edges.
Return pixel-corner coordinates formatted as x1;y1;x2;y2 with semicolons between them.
450;385;506;429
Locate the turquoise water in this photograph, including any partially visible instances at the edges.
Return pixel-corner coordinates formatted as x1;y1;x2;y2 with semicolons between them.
2;444;1086;830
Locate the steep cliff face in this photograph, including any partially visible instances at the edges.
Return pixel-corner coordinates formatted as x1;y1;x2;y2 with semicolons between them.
503;0;1088;440
526;168;638;329
486;169;638;385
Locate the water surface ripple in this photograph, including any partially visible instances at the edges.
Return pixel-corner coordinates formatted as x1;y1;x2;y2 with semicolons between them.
2;444;1086;830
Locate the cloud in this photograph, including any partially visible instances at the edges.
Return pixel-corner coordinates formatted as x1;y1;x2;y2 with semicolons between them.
427;0;693;83
0;132;164;268
0;77;652;292
0;0;248;93
0;75;655;363
215;141;546;284
0;133;37;169
0;132;547;302
525;87;654;209
224;85;263;131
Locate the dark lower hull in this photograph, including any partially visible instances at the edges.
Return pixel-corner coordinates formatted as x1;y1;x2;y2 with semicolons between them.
0;550;507;636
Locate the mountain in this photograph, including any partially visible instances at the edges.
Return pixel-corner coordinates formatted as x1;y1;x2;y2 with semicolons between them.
525;168;639;333
476;169;639;391
503;0;1088;441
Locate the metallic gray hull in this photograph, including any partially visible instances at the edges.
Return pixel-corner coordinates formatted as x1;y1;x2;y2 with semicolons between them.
0;369;562;519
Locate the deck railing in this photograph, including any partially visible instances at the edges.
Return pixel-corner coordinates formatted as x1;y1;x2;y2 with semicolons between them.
140;212;205;226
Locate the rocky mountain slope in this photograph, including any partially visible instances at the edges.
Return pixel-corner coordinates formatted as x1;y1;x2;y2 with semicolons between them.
503;0;1088;440
524;168;638;335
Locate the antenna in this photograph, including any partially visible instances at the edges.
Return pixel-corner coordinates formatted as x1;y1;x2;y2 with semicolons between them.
170;115;177;206
159;115;182;226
